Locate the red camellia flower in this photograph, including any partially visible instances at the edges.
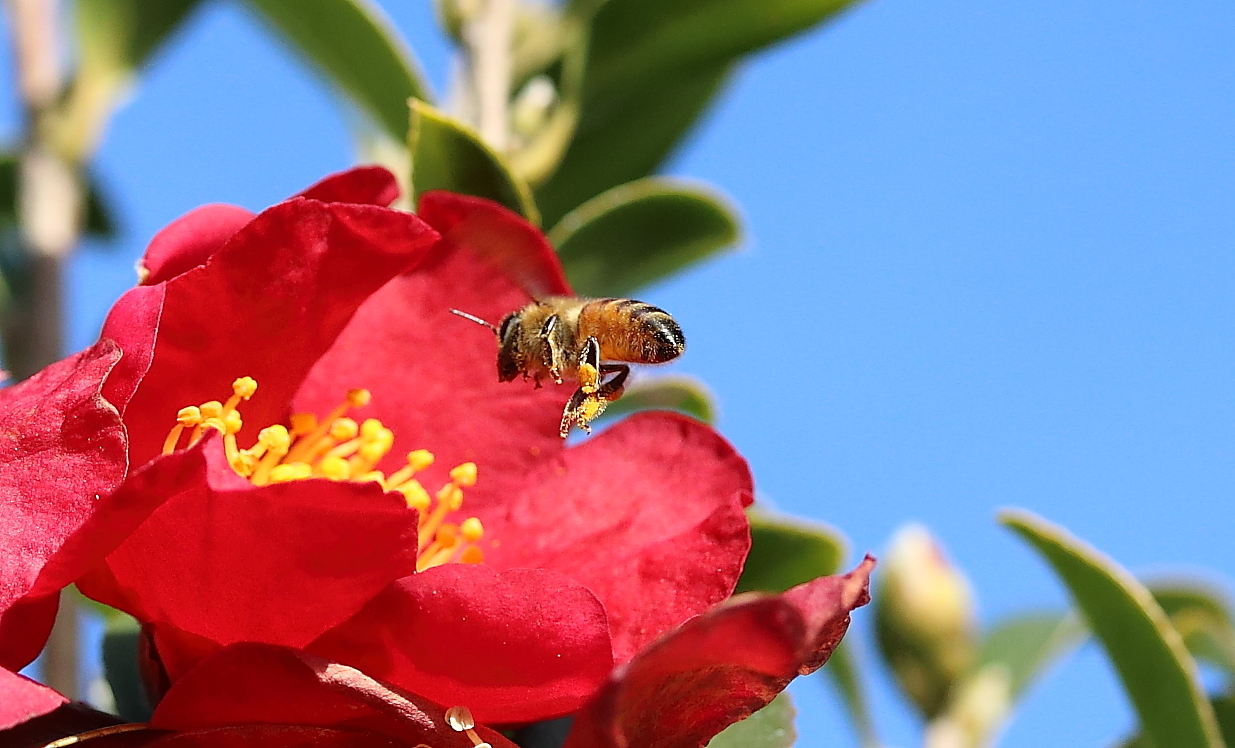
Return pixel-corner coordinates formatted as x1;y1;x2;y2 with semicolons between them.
4;642;518;747
56;166;755;727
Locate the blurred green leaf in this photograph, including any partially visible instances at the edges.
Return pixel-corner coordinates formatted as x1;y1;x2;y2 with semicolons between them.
975;612;1086;701
707;692;796;748
102;624;152;722
58;0;202;159
0;155;116;238
1152;582;1235;679
736;508;846;594
549;177;739;296
598;375;716;424
534;64;728;227
1120;695;1235;748
1001;509;1223;748
242;0;430;141
409;100;540;224
824;641;880;748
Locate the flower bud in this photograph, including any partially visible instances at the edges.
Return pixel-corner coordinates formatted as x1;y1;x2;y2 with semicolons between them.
875;524;978;717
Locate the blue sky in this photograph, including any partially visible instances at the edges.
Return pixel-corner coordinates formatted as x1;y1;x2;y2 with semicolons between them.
7;1;1235;746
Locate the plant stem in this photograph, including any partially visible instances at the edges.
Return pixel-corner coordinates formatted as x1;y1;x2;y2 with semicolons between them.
466;0;514;151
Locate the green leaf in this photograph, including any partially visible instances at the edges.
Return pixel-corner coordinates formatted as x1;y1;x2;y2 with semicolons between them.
1000;509;1224;748
598;375;716;424
1151;582;1235;679
408;100;540;225
823;641;880;748
736;508;847;595
1120;696;1235;748
975;612;1086;702
534;64;729;227
582;0;864;101
707;692;797;748
549;177;740;296
102;624;152;722
59;0;203;159
241;0;430;141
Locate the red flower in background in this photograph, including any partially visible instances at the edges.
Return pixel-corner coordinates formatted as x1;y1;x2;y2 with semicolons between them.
54;166;755;725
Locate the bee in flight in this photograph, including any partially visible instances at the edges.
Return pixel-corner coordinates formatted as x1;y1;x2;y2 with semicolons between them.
452;297;685;438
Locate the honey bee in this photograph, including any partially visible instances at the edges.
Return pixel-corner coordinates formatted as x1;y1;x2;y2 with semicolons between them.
452;297;686;437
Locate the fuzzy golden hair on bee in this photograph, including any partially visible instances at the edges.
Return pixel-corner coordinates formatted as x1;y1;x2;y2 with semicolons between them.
451;297;685;438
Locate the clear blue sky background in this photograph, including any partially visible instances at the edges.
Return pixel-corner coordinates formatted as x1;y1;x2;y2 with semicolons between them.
4;1;1234;746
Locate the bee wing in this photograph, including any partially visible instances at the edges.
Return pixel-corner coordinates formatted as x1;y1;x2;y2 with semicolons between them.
418;191;572;299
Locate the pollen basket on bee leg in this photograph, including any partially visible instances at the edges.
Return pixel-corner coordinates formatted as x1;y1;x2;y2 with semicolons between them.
161;377;489;571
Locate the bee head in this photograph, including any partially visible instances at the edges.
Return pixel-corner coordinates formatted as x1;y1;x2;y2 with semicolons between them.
496;312;522;382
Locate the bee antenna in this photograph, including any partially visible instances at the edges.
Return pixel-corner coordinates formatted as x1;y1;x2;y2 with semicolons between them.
450;308;499;335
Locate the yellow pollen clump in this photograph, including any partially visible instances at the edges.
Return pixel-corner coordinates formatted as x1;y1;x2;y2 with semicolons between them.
161;378;486;571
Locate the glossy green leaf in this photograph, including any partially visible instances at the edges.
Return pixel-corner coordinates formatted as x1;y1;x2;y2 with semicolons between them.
1001;509;1223;748
736;508;846;595
823;641;880;748
582;0;864;101
1152;582;1235;678
242;0;430;141
975;612;1086;701
707;692;796;748
408;100;540;224
598;375;716;424
534;64;728;227
549;177;739;296
0;155;115;238
1120;696;1235;748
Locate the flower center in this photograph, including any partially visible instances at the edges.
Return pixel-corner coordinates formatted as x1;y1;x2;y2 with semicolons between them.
162;377;486;570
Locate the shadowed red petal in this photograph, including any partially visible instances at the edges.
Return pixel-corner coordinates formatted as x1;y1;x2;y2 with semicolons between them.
0;667;66;731
147;725;402;748
486;412;753;663
297;166;401;207
563;558;875;748
0;341;127;669
138;204;256;286
78;440;421;679
293;221;567;516
309;565;614;725
152;642;517;748
106;198;439;469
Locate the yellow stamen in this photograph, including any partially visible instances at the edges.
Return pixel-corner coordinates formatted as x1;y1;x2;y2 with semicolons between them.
162;380;487;573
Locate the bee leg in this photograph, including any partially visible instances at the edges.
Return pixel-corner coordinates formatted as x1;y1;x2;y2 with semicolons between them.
540;315;567;384
578;337;602;395
597;364;630;403
558;363;629;438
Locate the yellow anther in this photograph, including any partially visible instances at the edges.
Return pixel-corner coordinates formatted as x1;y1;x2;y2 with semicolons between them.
408;450;435;471
176;406;203;426
289;413;318;435
329;417;359;441
347;388;371;408
199;401;223;420
258;424;291;452
401;480;431;511
436;483;464;511
436;523;460;548
231;452;258;477
359;440;390;464
268;463;312;484
461;546;485;565
357;470;386;484
232;377;257;399
360;418;385;441
319;455;351;480
446;706;475;732
223;410;243;435
450;462;478;488
461;517;484;543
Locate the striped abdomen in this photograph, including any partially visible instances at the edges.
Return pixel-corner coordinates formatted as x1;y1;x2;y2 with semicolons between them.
578;298;686;364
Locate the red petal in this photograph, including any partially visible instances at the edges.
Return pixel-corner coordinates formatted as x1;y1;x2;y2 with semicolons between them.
138;204;256;286
292;222;567;516
418;191;571;298
0;341;127;669
152;642;517;748
0;667;66;731
486;412;753;663
146;725;402;748
78;440;421;679
297;166;401;207
105;198;439;469
309;565;614;725
564;558;875;748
